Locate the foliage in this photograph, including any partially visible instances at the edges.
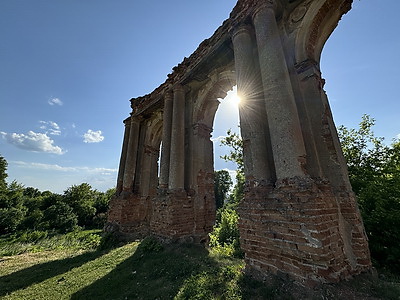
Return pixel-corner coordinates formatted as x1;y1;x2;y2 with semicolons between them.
98;232;121;250
214;170;232;209
338;114;400;272
229;171;245;205
209;208;243;258
0;230;102;257
0;181;26;234
209;129;245;258
219;130;245;205
63;183;97;227
0;154;8;190
43;202;79;233
136;236;164;254
0;207;26;234
94;187;115;214
0;155;115;235
220;129;244;173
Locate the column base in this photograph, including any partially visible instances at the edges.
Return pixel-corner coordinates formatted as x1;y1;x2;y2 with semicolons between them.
239;177;371;286
105;192;150;240
151;190;201;243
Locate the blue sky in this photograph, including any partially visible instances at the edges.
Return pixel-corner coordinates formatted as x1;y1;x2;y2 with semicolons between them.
0;1;399;193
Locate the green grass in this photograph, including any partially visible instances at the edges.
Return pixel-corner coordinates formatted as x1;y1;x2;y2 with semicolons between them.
0;230;102;256
1;234;400;299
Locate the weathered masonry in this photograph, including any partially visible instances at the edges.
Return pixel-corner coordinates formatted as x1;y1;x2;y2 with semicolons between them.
106;0;371;285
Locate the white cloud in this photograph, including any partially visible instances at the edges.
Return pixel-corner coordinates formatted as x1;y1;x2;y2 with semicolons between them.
39;120;61;136
211;135;226;143
48;97;63;106
83;129;104;143
0;131;64;154
12;161;117;173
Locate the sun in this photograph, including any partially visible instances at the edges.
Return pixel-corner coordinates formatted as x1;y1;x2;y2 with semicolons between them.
225;86;241;108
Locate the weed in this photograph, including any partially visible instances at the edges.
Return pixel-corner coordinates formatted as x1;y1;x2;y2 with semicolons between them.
98;232;121;250
136;236;164;254
0;229;101;256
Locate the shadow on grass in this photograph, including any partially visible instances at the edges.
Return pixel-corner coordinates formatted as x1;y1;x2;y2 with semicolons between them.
0;249;107;297
71;241;218;300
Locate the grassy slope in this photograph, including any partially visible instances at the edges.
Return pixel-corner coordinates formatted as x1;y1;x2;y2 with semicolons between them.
1;234;400;299
0;240;247;300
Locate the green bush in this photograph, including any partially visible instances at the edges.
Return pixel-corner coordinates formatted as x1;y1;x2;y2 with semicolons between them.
338;115;400;272
98;232;121;250
43;202;79;233
0;207;26;234
136;236;164;254
17;230;48;243
209;208;243;258
22;209;44;230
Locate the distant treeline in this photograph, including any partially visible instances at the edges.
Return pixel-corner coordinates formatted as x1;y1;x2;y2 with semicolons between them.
0;156;114;235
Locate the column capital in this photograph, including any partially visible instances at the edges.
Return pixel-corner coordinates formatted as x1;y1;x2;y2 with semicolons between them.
295;59;325;90
164;90;173;101
123;117;131;127
193;122;212;139
231;23;254;41
252;1;282;23
295;59;320;76
173;83;184;93
130;115;143;124
144;144;159;156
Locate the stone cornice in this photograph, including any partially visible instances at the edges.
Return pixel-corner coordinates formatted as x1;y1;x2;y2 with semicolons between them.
127;0;297;116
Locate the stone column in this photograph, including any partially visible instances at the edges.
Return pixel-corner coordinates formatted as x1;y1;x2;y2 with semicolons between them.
159;92;173;189
116;118;131;194
253;3;307;180
148;146;160;196
169;84;186;190
140;145;159;197
122;116;140;192
232;24;274;183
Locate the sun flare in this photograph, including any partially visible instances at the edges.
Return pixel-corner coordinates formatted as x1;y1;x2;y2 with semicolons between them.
225;86;241;108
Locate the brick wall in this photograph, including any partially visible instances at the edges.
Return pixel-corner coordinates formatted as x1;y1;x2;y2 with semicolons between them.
239;177;371;285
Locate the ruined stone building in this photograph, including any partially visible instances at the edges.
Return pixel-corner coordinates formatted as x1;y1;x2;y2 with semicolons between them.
106;0;371;285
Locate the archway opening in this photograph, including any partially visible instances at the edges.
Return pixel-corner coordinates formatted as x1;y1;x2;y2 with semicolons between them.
213;85;241;186
207;85;244;223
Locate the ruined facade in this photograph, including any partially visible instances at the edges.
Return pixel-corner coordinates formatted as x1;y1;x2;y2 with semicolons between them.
106;0;371;285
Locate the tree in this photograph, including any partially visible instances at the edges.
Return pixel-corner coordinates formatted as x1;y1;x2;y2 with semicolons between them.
338;115;400;271
219;129;244;205
43;202;78;233
214;170;232;209
63;183;97;227
0;154;7;191
0;181;26;234
93;187;116;228
228;171;245;205
94;187;115;215
220;129;244;173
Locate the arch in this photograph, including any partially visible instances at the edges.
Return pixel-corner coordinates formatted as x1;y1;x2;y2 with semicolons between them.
294;0;352;64
194;68;236;128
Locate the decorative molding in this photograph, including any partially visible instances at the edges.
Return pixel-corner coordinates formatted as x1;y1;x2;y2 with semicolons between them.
306;0;352;60
193;122;213;139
